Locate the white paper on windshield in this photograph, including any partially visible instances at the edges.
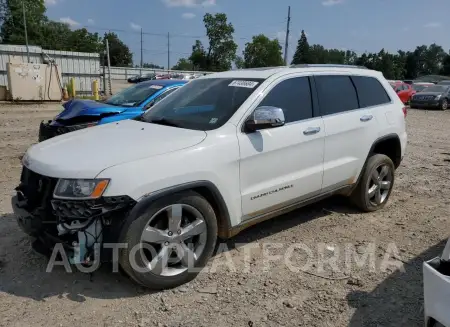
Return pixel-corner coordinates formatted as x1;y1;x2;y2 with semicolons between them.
228;80;259;88
150;85;163;89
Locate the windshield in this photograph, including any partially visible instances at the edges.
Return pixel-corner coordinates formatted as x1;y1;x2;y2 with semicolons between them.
141;78;264;130
412;84;428;92
423;85;449;93
104;83;162;107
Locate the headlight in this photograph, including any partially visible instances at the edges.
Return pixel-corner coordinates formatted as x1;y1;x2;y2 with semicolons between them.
435;95;442;100
54;179;109;199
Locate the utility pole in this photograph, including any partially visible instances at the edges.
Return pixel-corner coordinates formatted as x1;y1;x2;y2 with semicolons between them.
167;32;170;74
22;0;30;63
283;6;291;66
140;28;143;75
105;39;112;95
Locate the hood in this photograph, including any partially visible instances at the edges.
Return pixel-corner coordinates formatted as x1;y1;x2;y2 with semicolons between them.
414;92;443;97
55;99;134;121
25;120;207;178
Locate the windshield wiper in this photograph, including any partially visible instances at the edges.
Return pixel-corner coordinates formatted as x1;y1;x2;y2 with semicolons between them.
147;117;181;128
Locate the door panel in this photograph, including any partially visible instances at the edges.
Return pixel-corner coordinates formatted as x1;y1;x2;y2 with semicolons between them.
321;109;377;188
314;74;379;189
238;119;325;217
238;75;325;218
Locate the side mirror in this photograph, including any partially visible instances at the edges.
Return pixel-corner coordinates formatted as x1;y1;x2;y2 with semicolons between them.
245;106;285;132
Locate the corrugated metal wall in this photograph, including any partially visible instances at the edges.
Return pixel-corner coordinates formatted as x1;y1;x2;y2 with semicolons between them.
0;44;101;94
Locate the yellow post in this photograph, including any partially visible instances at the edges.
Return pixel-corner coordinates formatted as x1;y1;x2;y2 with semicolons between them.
70;78;76;97
92;80;99;100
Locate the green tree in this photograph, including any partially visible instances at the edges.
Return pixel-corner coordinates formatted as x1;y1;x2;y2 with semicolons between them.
0;0;46;45
441;53;450;76
189;39;207;70
67;28;102;53
242;34;284;68
291;30;311;65
234;55;244;69
189;13;237;71
103;32;132;67
171;58;193;70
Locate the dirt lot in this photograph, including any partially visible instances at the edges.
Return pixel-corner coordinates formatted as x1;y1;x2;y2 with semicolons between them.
0;104;449;327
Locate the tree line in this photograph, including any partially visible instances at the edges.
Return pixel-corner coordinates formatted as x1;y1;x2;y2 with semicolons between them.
1;1;449;78
173;13;450;79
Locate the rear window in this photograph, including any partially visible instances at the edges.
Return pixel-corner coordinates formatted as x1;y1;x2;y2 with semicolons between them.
315;75;359;115
351;76;391;108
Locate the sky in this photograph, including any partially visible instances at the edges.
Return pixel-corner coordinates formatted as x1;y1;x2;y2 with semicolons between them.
44;0;450;69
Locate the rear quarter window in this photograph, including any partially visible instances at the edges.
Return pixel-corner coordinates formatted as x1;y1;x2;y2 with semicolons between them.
351;76;391;108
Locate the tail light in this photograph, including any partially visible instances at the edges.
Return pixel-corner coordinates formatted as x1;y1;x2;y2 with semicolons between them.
402;106;407;117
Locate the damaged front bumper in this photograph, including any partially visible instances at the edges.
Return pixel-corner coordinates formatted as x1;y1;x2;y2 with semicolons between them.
38;120;98;142
12;191;136;263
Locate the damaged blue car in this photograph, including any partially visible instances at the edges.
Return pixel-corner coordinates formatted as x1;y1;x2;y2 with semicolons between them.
38;79;187;141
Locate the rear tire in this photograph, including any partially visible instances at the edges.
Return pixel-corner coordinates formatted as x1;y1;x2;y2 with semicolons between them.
119;191;217;290
350;154;395;212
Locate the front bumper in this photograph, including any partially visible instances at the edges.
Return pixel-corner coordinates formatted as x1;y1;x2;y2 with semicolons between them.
410;101;440;109
423;257;450;327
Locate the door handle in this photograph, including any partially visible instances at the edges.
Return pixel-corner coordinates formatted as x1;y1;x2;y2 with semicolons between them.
360;115;373;122
303;127;321;135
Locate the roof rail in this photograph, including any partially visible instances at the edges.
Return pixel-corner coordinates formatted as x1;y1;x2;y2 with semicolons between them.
290;64;368;69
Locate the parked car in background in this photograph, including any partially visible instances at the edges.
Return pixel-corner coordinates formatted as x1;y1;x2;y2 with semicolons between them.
411;84;430;93
390;81;414;104
437;80;450;86
403;79;414;85
128;73;157;84
39;80;187;141
410;84;449;110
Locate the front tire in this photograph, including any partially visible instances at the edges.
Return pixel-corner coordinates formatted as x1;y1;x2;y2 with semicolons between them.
119;191;217;290
350;154;395;212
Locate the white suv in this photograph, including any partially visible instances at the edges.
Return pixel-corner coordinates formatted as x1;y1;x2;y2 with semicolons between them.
12;64;407;289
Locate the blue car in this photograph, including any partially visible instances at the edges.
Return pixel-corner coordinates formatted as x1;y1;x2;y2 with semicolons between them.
38;79;187;141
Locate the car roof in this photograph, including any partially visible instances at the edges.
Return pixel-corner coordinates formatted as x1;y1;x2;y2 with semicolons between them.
139;79;187;87
199;65;382;80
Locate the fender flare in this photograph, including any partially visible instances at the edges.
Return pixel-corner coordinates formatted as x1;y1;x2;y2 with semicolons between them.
349;133;401;193
119;180;232;241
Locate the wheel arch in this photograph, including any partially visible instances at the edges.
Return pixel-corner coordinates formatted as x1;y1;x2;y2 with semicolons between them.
368;133;402;169
122;181;232;240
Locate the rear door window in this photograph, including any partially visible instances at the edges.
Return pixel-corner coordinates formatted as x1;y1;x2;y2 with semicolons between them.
314;75;359;115
351;76;391;108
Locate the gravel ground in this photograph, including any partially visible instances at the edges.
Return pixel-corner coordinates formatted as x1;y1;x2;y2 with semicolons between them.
0;103;449;327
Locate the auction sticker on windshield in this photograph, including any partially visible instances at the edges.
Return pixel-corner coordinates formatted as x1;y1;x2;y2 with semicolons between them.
228;80;259;88
150;85;163;89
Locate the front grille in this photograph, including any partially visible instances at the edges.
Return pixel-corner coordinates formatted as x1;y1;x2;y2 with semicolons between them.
18;167;57;213
415;95;436;101
52;196;135;219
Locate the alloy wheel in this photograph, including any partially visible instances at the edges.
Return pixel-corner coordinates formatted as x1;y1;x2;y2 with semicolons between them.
366;164;393;206
139;204;208;276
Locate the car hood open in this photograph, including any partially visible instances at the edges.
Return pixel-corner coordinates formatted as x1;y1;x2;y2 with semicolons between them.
55;99;134;121
24;119;207;178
